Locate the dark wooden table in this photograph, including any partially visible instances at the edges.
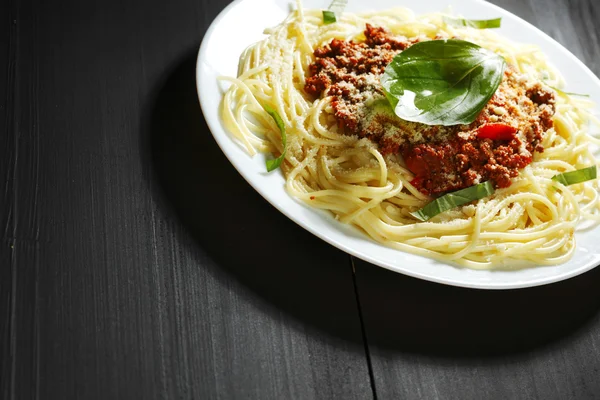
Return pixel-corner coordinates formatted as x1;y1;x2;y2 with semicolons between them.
2;0;600;399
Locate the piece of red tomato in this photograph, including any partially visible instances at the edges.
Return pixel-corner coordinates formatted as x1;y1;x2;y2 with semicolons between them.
403;152;429;177
409;175;424;188
476;123;517;140
403;151;430;193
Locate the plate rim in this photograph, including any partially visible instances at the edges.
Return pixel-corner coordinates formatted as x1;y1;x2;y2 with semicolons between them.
196;0;600;289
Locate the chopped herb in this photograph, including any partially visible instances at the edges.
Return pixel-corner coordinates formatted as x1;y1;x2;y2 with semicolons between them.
549;86;590;98
443;16;502;29
410;181;495;222
264;105;287;172
322;10;336;24
552;166;597;186
381;39;506;126
322;0;347;24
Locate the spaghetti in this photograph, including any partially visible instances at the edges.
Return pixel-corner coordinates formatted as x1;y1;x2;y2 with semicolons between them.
219;3;600;269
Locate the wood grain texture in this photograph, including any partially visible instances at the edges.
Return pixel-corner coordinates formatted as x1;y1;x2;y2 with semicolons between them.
355;262;600;399
356;1;600;399
1;0;20;398
2;0;600;399
0;0;372;398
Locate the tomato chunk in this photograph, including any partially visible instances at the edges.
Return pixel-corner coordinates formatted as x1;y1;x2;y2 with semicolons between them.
476;123;517;140
403;152;429;177
409;176;425;188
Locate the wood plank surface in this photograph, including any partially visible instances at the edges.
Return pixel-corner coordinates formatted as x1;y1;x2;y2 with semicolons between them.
1;0;19;397
355;262;600;399
355;1;600;399
2;0;600;399
0;0;372;399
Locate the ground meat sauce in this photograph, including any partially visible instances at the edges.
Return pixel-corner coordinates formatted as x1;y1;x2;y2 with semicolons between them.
305;25;556;196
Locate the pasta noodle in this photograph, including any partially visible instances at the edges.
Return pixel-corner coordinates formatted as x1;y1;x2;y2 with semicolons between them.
219;3;600;269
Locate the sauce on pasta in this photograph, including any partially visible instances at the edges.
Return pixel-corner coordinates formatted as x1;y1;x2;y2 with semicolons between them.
219;2;600;269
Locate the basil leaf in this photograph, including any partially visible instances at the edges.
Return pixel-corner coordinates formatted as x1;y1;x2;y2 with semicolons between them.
323;0;347;24
322;10;336;25
410;181;495;222
549;86;590;98
552;166;597;186
443;16;502;29
381;39;507;126
264;105;287;172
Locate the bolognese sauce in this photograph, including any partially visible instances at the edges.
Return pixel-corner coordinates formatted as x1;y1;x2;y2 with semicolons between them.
305;25;556;196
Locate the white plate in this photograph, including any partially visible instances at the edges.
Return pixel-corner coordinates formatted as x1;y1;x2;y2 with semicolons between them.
196;0;600;289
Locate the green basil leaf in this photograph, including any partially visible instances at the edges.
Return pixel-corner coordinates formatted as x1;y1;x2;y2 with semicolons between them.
323;0;347;24
322;10;336;25
549;86;590;98
410;181;495;222
552;166;597;186
264;105;287;172
381;39;507;126
443;16;502;29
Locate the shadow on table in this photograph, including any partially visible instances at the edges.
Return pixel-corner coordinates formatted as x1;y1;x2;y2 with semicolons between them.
144;51;600;358
144;52;365;344
354;258;600;357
